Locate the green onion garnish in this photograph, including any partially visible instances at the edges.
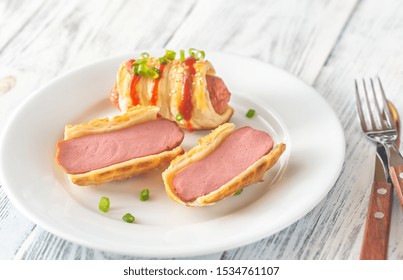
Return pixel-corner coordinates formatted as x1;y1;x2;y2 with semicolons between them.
141;52;150;59
137;64;159;79
158;57;168;64
246;109;256;118
132;65;139;75
189;48;205;60
165;50;176;60
180;50;185;62
98;196;110;213
152;66;160;74
134;58;146;65
176;113;184;122
137;64;148;76
235;189;243;195
140;188;150;201
148;70;159;79
122;213;135;223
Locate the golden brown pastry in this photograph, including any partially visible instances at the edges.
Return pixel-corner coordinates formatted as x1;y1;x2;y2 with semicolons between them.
163;123;286;206
56;106;184;186
109;49;234;131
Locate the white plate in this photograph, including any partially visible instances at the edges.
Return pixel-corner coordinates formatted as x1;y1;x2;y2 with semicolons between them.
0;51;345;257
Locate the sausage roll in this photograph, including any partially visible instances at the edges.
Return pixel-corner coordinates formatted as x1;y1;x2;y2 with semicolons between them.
163;123;286;206
56;106;184;186
109;50;234;131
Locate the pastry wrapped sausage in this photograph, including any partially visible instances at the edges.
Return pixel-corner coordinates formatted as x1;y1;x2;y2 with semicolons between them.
109;49;234;131
56;106;184;186
163;123;286;206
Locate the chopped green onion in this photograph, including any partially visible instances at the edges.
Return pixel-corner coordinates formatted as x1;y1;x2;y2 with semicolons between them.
140;188;150;201
152;66;160;74
165;50;176;60
134;58;146;65
132;65;139;75
141;52;150;59
98;196;110;213
234;189;243;195
246;109;256;118
196;51;205;60
176;113;184;122
137;64;159;79
158;57;168;64
148;70;159;79
180;50;185;62
137;64;148;76
122;213;135;223
189;48;205;60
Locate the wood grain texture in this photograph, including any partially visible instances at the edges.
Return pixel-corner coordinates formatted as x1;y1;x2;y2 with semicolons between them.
165;0;357;84
0;0;359;260
2;0;403;260
360;181;393;260
0;186;35;260
0;0;196;260
309;0;403;260
0;0;45;52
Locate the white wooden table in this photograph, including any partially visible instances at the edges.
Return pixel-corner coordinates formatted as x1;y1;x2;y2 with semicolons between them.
1;0;403;260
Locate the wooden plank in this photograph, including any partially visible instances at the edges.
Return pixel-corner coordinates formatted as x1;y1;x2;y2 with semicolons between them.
166;0;358;84
0;0;47;259
309;0;403;260
0;187;36;260
0;0;45;51
13;226;222;260
224;0;403;260
0;0;365;260
0;0;196;260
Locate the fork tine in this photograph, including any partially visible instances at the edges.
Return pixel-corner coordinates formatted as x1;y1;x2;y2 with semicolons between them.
370;78;387;130
377;77;396;129
362;78;376;130
355;79;368;131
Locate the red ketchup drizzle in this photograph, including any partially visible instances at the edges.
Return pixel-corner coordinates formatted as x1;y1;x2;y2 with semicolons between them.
180;57;196;131
126;59;141;106
150;63;166;105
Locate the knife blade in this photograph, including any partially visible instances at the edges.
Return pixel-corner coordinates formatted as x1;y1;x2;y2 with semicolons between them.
360;143;393;260
375;143;390;183
388;145;403;207
385;100;403;207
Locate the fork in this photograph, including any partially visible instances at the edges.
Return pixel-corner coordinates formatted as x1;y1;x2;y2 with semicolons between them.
355;78;403;207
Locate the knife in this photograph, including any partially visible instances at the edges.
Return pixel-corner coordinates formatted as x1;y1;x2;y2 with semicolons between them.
388;145;403;207
385;100;403;207
360;143;393;260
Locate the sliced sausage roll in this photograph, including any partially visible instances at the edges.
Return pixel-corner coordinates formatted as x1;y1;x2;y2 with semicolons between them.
109;50;234;131
163;123;286;206
56;106;184;186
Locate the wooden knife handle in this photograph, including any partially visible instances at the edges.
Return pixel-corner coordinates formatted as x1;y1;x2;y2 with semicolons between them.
360;181;393;260
389;165;403;207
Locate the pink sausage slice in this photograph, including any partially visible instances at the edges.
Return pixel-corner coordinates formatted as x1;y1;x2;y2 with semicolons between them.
172;126;274;202
206;75;231;114
57;119;184;174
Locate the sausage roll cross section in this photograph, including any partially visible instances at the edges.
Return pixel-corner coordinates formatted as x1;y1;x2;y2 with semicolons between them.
56;106;184;186
163;123;286;206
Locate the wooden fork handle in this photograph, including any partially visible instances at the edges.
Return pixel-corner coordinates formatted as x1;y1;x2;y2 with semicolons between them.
360;181;393;260
389;165;403;207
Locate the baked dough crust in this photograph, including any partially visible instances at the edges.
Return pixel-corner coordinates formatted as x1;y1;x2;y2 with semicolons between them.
58;106;184;186
113;58;234;130
64;106;159;139
162;123;286;206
